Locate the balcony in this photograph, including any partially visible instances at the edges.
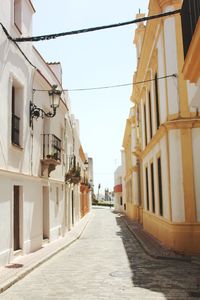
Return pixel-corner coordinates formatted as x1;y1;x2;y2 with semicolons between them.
41;134;61;177
181;0;200;82
65;155;81;185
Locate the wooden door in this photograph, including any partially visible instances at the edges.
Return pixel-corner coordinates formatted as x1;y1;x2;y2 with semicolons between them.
43;187;49;239
71;190;74;225
13;186;20;250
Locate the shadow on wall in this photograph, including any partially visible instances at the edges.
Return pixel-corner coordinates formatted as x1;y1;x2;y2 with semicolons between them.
114;213;200;299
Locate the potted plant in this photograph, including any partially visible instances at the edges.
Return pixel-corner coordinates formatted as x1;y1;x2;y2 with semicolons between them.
65;165;81;184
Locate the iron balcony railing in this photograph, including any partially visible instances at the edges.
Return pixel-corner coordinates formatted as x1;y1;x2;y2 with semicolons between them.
181;0;200;58
12;114;20;146
42;134;61;161
65;155;81;184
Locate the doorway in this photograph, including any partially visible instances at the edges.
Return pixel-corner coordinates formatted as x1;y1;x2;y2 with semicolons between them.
71;190;74;226
43;187;49;240
13;185;21;251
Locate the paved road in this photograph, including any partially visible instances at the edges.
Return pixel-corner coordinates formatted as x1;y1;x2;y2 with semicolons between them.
1;207;200;300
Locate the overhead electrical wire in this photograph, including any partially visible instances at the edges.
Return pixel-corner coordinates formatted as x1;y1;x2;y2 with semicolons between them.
0;9;180;92
33;74;177;93
0;22;37;69
67;74;177;91
14;9;181;43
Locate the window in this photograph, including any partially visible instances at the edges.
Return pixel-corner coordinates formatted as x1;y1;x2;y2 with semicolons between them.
157;156;163;216
56;187;59;205
154;73;160;129
145;166;149;210
181;0;200;58
14;0;22;33
13;185;22;251
143;103;148;147
11;82;23;147
12;87;20;146
41;134;61;160
120;197;123;206
52;135;61;160
150;161;155;213
148;91;153;139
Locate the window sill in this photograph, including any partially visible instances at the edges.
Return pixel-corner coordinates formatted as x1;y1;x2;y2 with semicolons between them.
13;249;23;257
12;143;23;151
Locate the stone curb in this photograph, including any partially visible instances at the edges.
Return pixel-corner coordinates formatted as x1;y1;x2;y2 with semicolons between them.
0;212;94;294
191;256;200;266
122;216;191;263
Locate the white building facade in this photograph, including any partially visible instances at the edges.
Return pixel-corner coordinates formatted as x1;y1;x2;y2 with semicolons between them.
114;166;123;212
0;0;90;266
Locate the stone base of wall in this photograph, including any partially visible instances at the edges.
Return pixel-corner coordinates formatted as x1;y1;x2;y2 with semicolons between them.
125;203;139;221
0;249;11;267
143;211;200;254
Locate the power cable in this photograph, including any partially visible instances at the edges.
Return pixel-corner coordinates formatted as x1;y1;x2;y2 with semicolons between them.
33;74;177;93
0;8;181;71
14;10;181;43
0;22;177;93
0;8;179;92
0;22;37;69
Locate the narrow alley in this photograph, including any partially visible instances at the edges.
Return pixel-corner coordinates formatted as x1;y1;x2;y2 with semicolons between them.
1;207;200;300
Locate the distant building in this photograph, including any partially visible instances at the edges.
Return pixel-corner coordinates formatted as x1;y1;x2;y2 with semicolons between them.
88;157;94;210
122;107;141;221
114;166;123;212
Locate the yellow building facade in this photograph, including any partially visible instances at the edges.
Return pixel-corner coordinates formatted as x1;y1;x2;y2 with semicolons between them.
122;108;143;222
124;0;200;254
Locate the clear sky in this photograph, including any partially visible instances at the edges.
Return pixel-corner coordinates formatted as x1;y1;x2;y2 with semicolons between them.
32;0;148;194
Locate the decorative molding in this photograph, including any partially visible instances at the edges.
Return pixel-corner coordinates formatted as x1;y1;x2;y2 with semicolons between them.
158;0;182;10
150;48;158;73
143;210;200;254
182;19;200;83
140;118;200;159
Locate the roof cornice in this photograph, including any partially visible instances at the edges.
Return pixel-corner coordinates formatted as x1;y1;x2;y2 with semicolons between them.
157;0;182;10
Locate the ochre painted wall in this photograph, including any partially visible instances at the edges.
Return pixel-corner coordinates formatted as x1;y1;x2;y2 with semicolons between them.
143;211;200;254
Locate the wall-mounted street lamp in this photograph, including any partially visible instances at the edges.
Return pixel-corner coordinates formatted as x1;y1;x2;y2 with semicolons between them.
84;160;89;170
30;85;62;124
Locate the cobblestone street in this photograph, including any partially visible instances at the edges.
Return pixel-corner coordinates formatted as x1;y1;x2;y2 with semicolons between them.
1;207;200;300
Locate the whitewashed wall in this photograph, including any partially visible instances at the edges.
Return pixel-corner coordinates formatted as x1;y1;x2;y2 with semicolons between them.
187;81;200;111
164;17;179;116
192;128;200;221
0;175;13;265
168;130;185;222
114;166;123;212
23;180;43;253
157;33;167;124
0;0;83;267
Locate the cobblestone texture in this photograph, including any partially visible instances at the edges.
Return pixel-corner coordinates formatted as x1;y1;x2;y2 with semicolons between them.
122;216;191;261
1;207;200;300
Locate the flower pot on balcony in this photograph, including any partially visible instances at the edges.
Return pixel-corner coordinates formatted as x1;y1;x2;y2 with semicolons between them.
65;167;81;185
70;176;81;184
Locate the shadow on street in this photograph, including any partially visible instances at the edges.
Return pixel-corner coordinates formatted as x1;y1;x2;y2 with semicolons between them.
114;213;200;299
